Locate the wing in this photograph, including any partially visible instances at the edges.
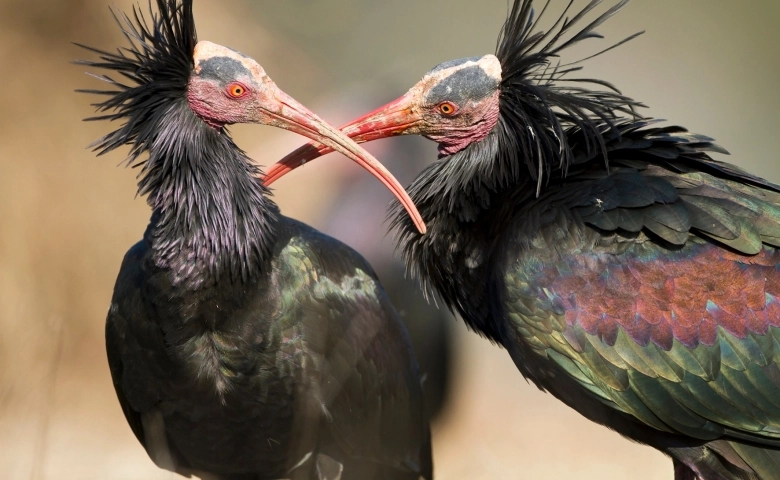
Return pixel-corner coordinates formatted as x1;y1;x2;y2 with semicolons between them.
504;124;780;446
106;241;150;448
274;219;433;479
105;240;192;473
567;120;780;253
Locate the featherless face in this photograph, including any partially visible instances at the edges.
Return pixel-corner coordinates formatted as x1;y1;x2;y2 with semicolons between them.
188;42;365;148
331;55;503;156
187;41;281;129
413;55;502;155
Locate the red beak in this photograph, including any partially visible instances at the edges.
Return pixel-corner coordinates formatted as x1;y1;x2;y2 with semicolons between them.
263;91;421;194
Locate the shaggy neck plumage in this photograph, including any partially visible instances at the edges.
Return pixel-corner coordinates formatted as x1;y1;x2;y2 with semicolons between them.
76;0;277;286
142;99;277;288
389;124;532;342
391;113;535;245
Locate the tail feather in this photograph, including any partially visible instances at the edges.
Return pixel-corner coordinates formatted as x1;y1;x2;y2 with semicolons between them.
670;441;780;480
730;442;780;480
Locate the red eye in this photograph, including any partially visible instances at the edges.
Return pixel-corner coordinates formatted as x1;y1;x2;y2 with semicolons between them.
438;102;457;115
227;83;248;98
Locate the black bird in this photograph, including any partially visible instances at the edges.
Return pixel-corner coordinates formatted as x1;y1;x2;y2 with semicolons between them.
272;0;780;478
78;1;432;478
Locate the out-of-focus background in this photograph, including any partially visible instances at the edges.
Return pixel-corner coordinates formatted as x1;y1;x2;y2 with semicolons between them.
1;1;778;478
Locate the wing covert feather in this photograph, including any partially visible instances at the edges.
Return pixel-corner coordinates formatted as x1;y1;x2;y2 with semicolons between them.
505;229;780;444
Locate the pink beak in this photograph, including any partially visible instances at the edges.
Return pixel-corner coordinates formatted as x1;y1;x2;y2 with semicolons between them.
263;89;425;235
264;92;420;192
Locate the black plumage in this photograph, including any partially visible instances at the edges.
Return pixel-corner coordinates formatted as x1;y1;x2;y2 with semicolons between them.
78;1;431;478
273;1;780;478
389;4;780;479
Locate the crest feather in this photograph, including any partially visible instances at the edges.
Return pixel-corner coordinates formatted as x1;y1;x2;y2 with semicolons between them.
75;0;197;165
496;0;645;192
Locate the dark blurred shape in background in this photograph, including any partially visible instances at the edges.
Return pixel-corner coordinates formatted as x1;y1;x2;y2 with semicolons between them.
0;1;778;478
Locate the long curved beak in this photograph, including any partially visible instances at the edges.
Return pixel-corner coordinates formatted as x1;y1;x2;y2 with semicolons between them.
264;91;421;191
266;88;425;235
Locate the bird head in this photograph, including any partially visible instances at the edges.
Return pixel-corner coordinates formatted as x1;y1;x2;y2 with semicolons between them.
265;0;644;190
187;41;364;147
330;55;503;157
187;41;281;129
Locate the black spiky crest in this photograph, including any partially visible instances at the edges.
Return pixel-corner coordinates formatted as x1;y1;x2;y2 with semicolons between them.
77;0;277;288
76;0;196;169
495;0;644;193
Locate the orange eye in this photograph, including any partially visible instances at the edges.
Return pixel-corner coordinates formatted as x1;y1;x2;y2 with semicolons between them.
227;83;247;98
438;102;457;115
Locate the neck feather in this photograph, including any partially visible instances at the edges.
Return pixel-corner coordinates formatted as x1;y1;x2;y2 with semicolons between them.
390;122;538;341
141;100;277;288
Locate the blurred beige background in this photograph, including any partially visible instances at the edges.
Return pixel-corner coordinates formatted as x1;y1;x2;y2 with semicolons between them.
1;1;779;479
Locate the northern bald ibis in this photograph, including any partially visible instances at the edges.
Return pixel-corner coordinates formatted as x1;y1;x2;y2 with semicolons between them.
78;1;431;478
271;1;780;478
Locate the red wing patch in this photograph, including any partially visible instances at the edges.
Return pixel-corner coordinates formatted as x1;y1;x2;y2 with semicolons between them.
539;244;780;349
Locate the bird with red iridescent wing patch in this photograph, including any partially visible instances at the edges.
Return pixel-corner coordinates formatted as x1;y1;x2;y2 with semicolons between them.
271;0;780;478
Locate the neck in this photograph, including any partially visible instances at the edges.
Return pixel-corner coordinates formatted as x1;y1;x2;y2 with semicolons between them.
140;100;277;288
390;128;533;341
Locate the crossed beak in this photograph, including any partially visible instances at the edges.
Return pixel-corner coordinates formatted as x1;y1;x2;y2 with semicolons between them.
263;91;422;192
265;88;425;234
